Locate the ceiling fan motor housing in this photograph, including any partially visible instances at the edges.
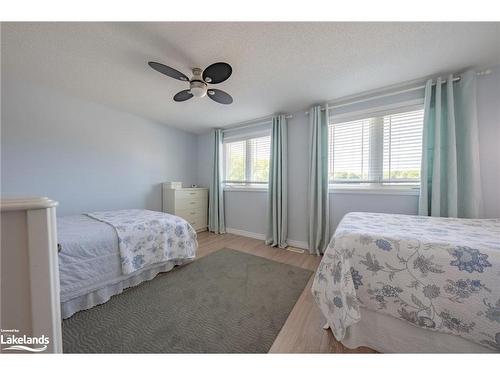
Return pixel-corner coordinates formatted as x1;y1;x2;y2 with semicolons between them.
189;68;207;97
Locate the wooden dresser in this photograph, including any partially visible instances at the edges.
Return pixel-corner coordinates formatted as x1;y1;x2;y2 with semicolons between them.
162;185;208;232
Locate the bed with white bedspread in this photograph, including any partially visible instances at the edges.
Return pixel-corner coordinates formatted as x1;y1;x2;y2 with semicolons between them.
58;209;197;318
312;212;500;353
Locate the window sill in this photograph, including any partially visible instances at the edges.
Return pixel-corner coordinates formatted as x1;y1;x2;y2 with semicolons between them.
223;186;417;195
224;187;268;193
329;185;420;196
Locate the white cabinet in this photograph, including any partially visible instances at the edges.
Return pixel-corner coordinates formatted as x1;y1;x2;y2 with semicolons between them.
162;185;208;232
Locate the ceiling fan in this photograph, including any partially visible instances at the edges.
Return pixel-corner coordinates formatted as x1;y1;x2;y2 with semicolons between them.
148;61;233;104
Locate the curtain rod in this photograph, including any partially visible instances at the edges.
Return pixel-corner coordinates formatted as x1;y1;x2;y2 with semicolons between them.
305;69;492;114
221;113;293;132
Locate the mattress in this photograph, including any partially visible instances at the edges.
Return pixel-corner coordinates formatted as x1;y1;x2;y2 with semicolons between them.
312;212;500;352
57;214;192;318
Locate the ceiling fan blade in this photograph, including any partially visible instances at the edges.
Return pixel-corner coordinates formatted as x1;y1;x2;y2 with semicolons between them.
148;61;189;82
208;89;233;104
174;90;194;102
203;62;232;84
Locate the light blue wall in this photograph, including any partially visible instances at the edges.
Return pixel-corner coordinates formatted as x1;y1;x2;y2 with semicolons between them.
1;79;198;215
477;66;500;218
196;65;500;244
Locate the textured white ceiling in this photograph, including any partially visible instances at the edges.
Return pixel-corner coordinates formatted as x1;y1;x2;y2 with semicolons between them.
2;22;499;133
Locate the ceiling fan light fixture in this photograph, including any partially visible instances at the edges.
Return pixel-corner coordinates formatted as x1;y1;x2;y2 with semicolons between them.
189;80;207;98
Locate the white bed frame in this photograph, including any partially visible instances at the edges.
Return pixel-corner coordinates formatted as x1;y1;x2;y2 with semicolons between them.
1;197;62;353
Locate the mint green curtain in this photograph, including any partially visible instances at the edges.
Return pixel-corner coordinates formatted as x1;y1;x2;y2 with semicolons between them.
265;115;288;248
208;129;226;233
419;70;483;218
308;105;330;255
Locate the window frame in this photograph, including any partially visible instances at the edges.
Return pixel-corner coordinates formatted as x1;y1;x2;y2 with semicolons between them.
328;100;424;192
222;134;271;191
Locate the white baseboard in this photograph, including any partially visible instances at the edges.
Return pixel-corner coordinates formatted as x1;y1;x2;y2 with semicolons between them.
287;239;309;250
226;227;265;240
225;227;308;250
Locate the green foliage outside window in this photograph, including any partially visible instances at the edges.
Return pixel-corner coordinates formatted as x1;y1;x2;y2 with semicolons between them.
227;154;245;181
252;159;269;182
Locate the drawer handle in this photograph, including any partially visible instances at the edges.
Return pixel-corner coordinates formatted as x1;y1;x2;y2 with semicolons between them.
191;212;196;215
190;202;196;205
189;192;196;195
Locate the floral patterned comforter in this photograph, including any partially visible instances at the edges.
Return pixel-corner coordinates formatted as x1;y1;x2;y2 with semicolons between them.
311;212;500;352
87;209;197;274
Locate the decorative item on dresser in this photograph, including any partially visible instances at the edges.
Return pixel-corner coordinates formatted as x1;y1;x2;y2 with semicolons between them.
162;183;208;232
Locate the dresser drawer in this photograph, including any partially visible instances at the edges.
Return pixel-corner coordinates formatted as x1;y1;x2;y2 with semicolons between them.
176;198;206;211
175;189;208;201
176;208;207;222
185;214;207;231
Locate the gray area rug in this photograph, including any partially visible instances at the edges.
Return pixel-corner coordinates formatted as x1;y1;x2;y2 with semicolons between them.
62;248;313;353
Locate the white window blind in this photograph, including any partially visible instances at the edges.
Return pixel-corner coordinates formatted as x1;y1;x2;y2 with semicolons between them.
328;107;424;185
383;110;424;183
223;135;271;186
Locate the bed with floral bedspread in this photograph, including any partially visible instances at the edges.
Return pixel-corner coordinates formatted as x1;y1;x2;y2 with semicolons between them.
311;212;500;352
58;209;197;318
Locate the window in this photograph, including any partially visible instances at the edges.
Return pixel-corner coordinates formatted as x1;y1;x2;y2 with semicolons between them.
223;135;271;187
328;107;424;187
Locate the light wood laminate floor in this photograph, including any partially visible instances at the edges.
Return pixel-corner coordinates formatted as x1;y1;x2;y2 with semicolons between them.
196;231;376;353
